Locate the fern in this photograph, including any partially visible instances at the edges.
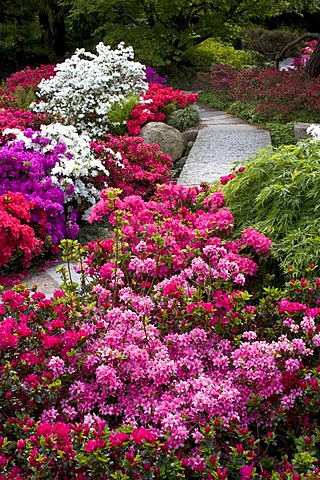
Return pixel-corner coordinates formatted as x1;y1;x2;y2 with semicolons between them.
222;139;320;272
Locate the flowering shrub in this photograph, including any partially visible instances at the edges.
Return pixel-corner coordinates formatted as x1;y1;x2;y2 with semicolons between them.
2;184;320;476
0;107;49;138
127;83;198;134
0;65;56;110
2;64;56;94
292;40;318;69
307;123;320;139
197;64;320;124
31;42;148;138
0;192;42;268
0;133;74;246
91;135;172;197
5;123;112;220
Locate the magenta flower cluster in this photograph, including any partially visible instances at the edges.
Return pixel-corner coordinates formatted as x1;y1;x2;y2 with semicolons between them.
0;130;77;250
2;184;320;477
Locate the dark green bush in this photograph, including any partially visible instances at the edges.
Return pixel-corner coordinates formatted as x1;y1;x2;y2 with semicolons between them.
198;91;233;111
222;139;320;271
167;104;200;131
240;28;303;60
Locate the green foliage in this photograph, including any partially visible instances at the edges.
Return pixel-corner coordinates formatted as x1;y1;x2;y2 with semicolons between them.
59;0;312;67
266;122;295;147
240;28;304;59
167;104;200;131
227;100;259;123
107;94;140;136
11;86;37;110
222;140;320;271
183;39;260;70
167;67;197;91
198;91;232;111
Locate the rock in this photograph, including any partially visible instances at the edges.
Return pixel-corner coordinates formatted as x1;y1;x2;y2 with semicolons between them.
174;156;188;169
294;122;320;142
186;141;194;152
182;129;198;142
141;122;187;162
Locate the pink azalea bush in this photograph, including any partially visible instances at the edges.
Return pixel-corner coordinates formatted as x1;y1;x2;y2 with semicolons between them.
292;40;318;69
0;107;49;138
0;65;56;112
91;135;173;197
2;183;320;477
2;65;56;94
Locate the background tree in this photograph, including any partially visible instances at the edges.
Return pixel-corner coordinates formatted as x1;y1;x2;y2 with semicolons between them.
0;0;67;79
59;0;320;67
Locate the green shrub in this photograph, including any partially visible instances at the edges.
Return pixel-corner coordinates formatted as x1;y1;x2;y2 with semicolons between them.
227;100;258;123
107;94;140;136
183;39;260;70
266;122;295;147
167;104;200;131
198;91;232;111
222;139;320;271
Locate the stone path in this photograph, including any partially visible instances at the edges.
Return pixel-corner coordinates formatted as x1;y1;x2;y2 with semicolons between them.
21;262;83;298
177;104;271;186
8;104;271;297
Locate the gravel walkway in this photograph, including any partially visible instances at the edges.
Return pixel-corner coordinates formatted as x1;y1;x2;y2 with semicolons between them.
178;103;271;185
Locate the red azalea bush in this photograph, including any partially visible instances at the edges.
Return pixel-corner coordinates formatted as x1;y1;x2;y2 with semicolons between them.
197;65;320;123
0;192;42;268
91;135;173;197
127;83;198;134
2;183;320;477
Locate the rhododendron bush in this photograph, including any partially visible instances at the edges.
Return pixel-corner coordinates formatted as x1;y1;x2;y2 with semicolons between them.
2;184;320;477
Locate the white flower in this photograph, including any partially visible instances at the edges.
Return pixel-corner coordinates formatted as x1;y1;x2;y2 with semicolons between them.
31;42;148;138
306;124;320;140
6;123;122;219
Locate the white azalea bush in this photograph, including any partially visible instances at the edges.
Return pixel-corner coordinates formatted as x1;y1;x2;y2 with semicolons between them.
31;42;148;138
4;123;122;219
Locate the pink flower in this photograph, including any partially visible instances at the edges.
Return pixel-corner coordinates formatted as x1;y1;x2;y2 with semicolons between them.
131;428;157;445
109;432;129;447
240;464;254;479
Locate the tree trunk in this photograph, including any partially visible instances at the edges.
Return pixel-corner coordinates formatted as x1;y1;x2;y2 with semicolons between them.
305;39;320;77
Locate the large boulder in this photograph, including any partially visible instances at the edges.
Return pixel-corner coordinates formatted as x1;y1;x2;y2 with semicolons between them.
294;122;320;142
140;122;187;162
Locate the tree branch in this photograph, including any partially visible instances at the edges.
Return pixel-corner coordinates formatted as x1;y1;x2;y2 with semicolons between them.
275;33;320;70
